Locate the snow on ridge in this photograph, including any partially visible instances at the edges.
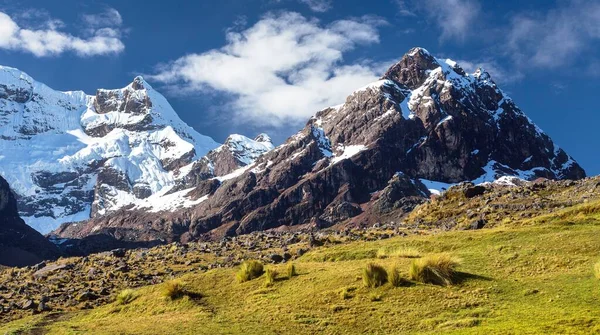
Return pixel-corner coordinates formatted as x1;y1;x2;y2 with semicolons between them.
331;144;367;164
407;47;431;56
353;79;401;94
214;164;255;182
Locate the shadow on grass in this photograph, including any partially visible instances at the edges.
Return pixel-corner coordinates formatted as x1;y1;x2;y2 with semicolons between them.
453;271;493;284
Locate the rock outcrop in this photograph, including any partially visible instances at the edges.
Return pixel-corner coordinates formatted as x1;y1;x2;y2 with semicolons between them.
0;175;60;266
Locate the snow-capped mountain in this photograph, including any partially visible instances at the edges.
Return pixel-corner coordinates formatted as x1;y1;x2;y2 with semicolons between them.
54;47;585;247
0;66;272;233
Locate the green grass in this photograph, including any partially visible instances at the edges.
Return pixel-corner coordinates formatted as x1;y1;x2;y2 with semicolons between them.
4;216;600;334
594;260;600;280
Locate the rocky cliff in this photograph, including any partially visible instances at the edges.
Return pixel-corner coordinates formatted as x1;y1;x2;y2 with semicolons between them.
0;175;60;266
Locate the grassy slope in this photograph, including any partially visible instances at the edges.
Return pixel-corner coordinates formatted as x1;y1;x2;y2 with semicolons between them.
3;205;600;334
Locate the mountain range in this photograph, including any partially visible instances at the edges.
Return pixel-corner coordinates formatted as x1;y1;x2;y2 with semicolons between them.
0;47;586;258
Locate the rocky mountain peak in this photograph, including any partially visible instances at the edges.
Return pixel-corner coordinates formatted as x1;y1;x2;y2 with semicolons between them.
212;133;274;173
473;67;492;81
254;133;272;144
131;76;149;90
382;47;440;89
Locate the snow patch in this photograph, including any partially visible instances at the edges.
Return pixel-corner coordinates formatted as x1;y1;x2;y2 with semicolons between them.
331;145;367;164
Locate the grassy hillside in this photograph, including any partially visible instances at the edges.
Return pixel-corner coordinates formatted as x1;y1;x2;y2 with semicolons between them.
3;201;600;334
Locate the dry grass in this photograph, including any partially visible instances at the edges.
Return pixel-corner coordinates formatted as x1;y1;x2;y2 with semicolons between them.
362;263;387;288
116;289;137;305
236;260;264;283
162;280;185;300
286;263;297;278
409;253;461;286
264;268;278;287
594;261;600;280
376;246;420;259
388;266;407;287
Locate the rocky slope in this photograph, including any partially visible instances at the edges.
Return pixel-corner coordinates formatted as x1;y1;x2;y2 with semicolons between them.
0;67;272;234
2;176;600;325
54;47;585;247
0;175;60;266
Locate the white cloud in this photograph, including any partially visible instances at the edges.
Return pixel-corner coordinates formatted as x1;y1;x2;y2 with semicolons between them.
419;0;480;41
82;8;123;28
506;0;600;68
392;0;417;17
151;12;385;126
299;0;332;12
0;9;124;57
395;0;480;41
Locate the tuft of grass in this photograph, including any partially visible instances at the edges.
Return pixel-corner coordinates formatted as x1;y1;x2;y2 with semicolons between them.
409;253;461;286
162;280;185;300
377;246;421;259
116;289;137;305
388;266;408;287
287;263;297;278
237;260;264;283
363;263;387;288
594;261;600;280
264;268;278;287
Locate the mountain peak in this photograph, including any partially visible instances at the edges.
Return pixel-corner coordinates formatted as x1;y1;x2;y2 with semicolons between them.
406;47;431;57
382;46;440;89
254;133;272;144
0;65;34;103
131;75;152;90
473;67;492;81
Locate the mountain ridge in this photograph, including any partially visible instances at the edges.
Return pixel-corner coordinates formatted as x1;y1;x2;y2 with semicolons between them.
0;66;271;233
51;47;585;250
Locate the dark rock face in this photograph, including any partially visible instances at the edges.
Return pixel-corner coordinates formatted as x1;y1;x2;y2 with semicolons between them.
383;47;440;89
373;173;430;214
0;175;60;266
55;47;585;246
0;83;32;103
93;77;152;117
464;185;486;198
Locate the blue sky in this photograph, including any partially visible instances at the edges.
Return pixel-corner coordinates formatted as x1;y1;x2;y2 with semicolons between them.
0;0;598;175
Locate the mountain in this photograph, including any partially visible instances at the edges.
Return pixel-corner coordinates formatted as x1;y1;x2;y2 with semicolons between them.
53;47;585;247
0;66;272;234
0;175;60;266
